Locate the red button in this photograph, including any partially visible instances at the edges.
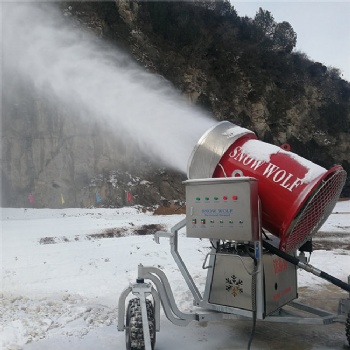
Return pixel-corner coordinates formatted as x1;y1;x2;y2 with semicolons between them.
223;196;228;200
232;196;238;200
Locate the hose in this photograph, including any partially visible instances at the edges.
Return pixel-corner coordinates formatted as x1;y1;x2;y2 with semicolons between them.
262;240;350;292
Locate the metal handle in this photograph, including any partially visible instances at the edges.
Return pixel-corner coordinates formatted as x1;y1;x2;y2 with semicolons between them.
154;231;172;244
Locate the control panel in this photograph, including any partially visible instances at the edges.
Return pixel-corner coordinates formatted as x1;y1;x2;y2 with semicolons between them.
184;177;259;241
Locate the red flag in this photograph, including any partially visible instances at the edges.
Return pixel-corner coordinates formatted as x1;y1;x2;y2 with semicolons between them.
127;191;133;203
29;194;34;204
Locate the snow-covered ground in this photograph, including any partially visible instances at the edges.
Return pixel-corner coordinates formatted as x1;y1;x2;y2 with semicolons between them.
1;201;350;350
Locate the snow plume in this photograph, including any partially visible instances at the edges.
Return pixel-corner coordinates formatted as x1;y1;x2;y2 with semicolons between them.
2;3;215;173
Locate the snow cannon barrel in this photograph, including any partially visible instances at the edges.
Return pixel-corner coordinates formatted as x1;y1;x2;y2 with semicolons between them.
187;121;347;253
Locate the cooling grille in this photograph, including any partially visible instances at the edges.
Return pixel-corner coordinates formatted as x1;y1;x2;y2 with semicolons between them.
280;168;347;253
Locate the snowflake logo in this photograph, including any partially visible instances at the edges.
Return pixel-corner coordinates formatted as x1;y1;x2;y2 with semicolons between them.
225;275;243;297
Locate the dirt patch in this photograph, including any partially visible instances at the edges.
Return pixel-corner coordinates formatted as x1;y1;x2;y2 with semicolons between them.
313;240;350;251
297;284;348;313
133;224;165;235
313;231;350;251
38;224;166;244
153;206;186;215
39;237;57;245
87;227;128;239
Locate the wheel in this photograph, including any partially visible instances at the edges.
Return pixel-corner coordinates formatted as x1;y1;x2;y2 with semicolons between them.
346;312;350;347
125;298;156;350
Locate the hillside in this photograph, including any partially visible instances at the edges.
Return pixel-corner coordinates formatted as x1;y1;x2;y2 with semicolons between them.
1;0;349;208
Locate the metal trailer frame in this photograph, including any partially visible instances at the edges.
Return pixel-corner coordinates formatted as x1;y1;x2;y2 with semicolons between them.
118;218;350;350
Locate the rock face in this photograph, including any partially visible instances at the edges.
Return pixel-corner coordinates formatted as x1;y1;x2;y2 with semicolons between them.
2;1;349;208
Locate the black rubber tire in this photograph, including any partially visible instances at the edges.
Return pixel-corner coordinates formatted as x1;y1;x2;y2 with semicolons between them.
346;312;350;347
125;298;156;350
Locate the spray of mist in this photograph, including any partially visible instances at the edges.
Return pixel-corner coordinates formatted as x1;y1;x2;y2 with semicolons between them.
3;3;216;174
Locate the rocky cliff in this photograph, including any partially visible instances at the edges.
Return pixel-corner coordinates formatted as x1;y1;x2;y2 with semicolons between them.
2;1;349;208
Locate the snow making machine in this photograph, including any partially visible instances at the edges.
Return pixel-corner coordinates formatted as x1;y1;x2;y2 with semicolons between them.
118;121;350;350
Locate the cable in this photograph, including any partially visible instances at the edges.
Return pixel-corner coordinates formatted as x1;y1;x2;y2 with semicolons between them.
244;245;257;266
262;229;270;240
245;244;258;350
217;163;227;177
210;239;219;250
247;196;261;349
247;309;257;350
